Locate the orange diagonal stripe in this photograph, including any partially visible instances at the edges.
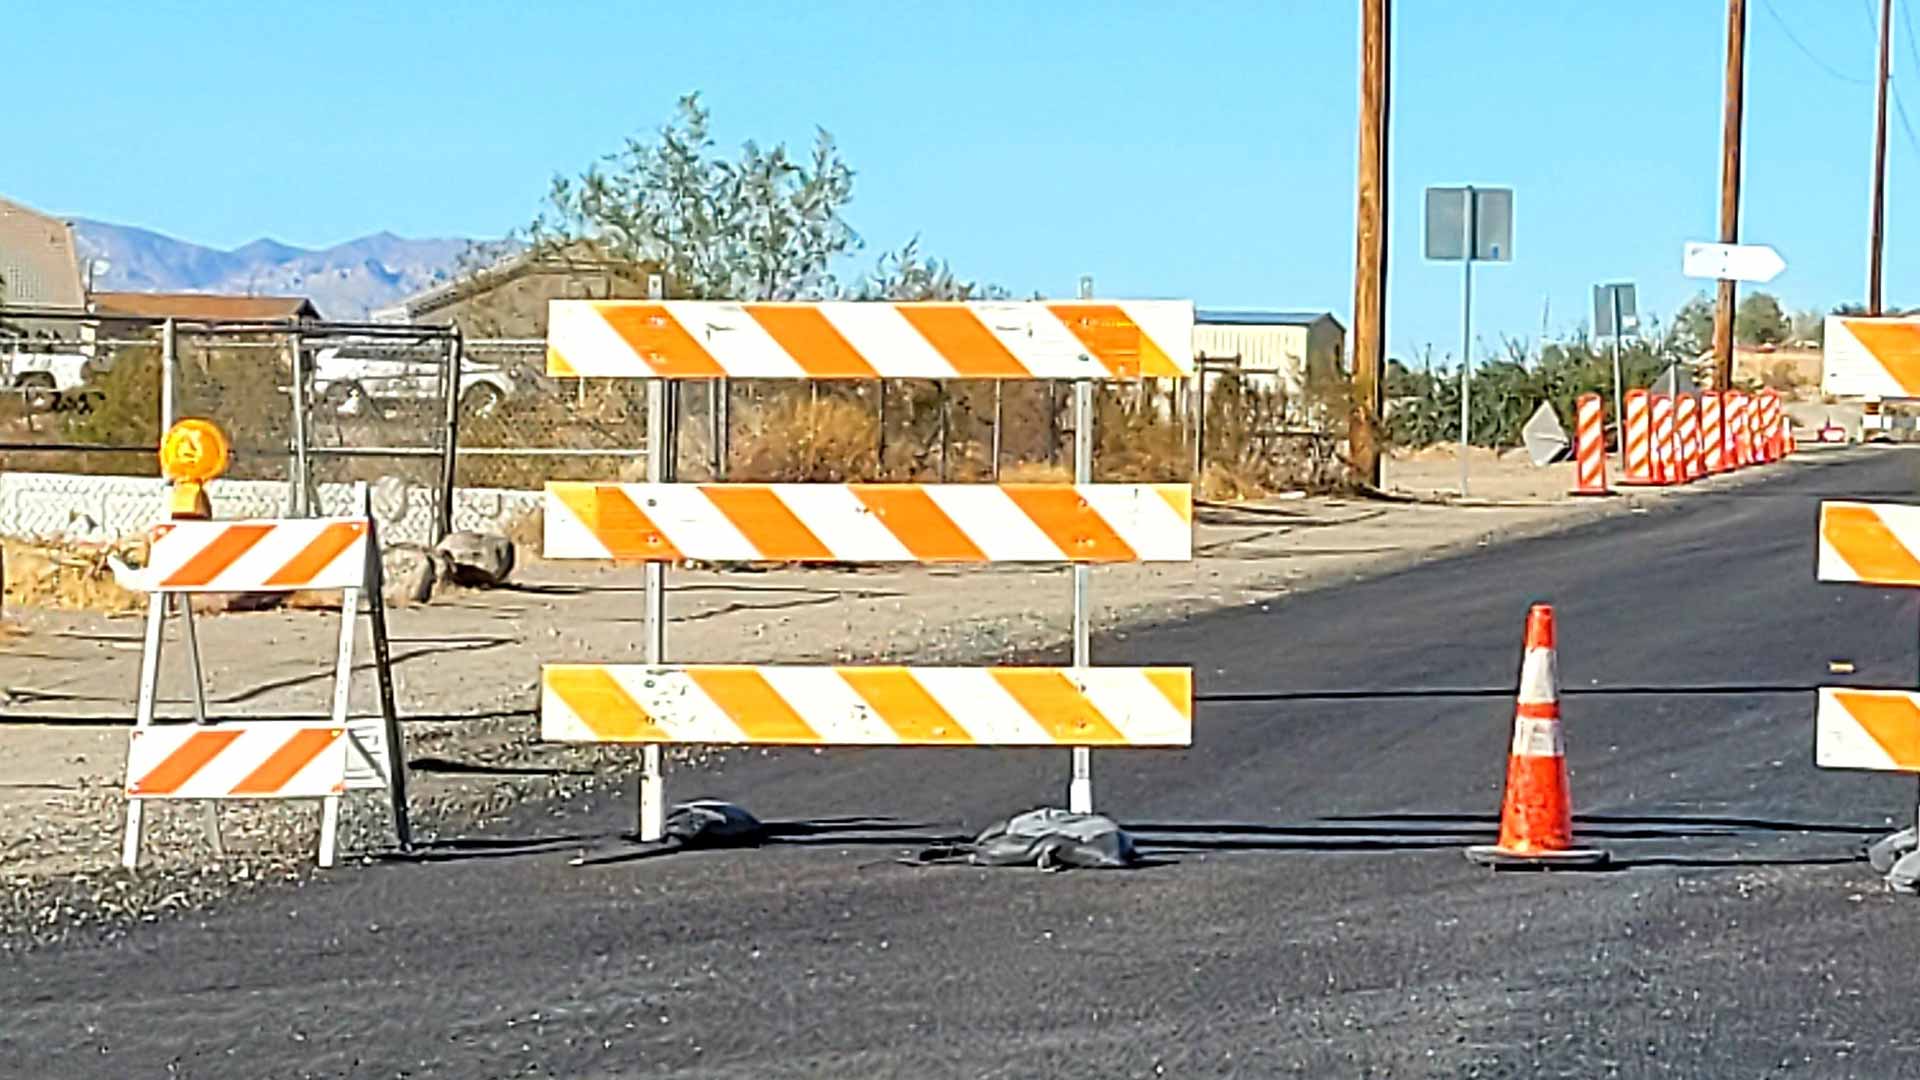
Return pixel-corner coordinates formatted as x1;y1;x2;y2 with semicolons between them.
1842;320;1920;396
1154;484;1193;524
546;345;579;377
231;728;342;795
546;666;669;741
852;486;986;562
1047;303;1182;378
992;669;1129;745
745;305;877;378
596;303;726;378
161;523;273;588
1144;668;1193;721
552;483;683;561
701;486;833;561
264;522;365;587
1823;504;1920;586
1834;691;1920;768
1002;485;1138;562
686;668;822;743
838;667;974;744
130;729;244;795
896;305;1030;378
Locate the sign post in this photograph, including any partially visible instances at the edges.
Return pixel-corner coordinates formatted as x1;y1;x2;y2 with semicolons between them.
1426;185;1513;497
1593;283;1638;461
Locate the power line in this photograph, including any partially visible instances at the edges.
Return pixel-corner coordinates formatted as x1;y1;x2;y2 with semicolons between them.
1903;0;1920;82
1761;0;1872;83
1893;79;1920;156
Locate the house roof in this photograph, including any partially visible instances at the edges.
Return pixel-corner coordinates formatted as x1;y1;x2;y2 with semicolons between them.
1197;309;1344;330
373;242;649;322
0;196;85;310
90;291;323;322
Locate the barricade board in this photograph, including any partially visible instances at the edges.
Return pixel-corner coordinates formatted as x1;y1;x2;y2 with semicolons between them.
547;300;1196;380
544;482;1194;563
543;665;1193;747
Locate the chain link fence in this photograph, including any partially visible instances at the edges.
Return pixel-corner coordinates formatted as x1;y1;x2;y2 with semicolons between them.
1;308;1351;544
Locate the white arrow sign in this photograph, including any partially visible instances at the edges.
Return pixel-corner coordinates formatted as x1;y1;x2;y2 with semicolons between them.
1683;242;1786;283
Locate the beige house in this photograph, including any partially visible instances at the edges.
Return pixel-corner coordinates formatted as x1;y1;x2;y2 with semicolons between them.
0;195;86;337
1193;310;1347;422
372;245;661;337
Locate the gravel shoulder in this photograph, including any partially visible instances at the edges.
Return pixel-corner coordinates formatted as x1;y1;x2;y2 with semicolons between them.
0;450;1826;943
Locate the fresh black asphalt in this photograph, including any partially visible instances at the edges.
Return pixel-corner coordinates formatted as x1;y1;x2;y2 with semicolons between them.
6;448;1920;1078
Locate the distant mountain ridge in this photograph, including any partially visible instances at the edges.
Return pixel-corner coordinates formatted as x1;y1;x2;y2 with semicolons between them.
71;220;480;320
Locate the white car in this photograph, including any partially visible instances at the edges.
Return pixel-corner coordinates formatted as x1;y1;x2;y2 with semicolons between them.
4;348;94;412
311;340;515;419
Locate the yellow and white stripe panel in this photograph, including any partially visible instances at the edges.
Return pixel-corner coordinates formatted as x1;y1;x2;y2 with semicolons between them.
542;665;1193;746
544;482;1193;563
126;723;349;799
128;518;371;593
1817;688;1920;772
546;300;1195;380
1823;316;1920;399
1817;501;1920;587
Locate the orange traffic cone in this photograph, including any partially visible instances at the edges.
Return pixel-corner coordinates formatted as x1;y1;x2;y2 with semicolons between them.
1466;604;1609;868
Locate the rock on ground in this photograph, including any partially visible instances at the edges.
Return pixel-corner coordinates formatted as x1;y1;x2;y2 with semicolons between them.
433;532;514;589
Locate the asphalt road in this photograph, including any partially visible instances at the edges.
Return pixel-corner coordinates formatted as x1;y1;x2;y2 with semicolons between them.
8;448;1920;1079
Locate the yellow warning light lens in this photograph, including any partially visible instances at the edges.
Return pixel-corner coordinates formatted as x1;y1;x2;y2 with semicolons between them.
159;419;231;485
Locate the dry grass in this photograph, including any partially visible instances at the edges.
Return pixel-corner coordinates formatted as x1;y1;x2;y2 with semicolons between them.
2;537;147;614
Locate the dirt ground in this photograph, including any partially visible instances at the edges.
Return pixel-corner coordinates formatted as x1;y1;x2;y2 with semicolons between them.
0;449;1807;939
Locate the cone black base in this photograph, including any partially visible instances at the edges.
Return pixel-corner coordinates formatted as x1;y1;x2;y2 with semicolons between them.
1465;844;1610;870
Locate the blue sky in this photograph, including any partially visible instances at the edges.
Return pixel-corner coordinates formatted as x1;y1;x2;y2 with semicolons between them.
5;1;1913;360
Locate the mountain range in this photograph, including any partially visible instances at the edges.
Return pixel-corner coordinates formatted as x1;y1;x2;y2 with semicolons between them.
71;221;480;320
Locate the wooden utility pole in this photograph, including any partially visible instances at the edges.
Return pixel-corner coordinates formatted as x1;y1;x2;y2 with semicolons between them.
1348;0;1390;487
1871;0;1893;315
1712;0;1747;392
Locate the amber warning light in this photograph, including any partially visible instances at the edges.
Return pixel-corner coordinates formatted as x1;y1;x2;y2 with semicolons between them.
159;419;230;519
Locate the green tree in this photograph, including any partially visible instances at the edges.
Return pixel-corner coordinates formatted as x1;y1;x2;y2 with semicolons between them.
1670;293;1714;355
528;93;858;300
1734;291;1789;345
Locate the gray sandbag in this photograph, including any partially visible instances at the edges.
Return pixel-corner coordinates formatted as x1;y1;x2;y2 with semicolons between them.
1869;826;1917;875
663;799;767;848
1888;847;1920;894
968;808;1140;870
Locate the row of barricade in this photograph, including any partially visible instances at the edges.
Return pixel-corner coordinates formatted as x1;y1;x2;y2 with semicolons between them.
1571;386;1797;496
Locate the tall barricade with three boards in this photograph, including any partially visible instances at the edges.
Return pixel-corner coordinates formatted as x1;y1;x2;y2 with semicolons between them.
1814;500;1920;889
114;434;413;869
539;299;1198;840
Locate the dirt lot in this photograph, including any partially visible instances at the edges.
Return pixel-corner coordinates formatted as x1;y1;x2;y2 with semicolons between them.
0;449;1804;941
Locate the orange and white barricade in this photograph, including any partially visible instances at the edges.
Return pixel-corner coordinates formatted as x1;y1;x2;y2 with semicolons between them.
1621;389;1654;485
541;298;1197;842
1816;499;1920;886
1570;394;1609;496
1676;393;1703;480
1701;392;1727;474
1725;392;1752;468
1824;316;1920;398
1650;393;1677;484
1757;390;1782;461
116;481;411;869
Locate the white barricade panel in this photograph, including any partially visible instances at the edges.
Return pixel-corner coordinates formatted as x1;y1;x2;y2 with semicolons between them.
126;723;348;799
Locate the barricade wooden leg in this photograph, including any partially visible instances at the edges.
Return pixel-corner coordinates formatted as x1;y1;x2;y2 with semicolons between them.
318;795;341;868
640;744;666;842
121;800;145;870
123;591;169;870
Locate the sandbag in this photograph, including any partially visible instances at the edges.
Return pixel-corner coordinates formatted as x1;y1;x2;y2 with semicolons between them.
967;808;1140;870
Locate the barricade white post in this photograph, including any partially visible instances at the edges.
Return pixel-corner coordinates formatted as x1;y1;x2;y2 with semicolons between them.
1070;274;1096;814
640;375;670;843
